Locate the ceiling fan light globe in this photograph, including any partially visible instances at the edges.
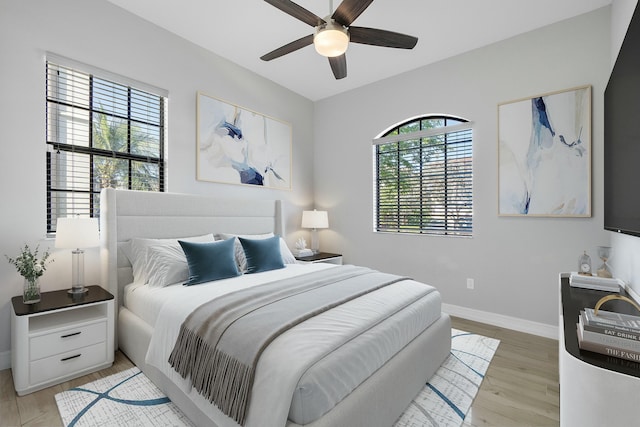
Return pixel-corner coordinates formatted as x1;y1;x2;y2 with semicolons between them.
314;22;349;57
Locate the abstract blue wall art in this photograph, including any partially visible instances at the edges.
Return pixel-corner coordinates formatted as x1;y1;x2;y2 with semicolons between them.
498;86;591;216
196;92;292;189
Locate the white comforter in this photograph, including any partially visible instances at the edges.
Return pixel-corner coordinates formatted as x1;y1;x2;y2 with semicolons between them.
143;263;441;427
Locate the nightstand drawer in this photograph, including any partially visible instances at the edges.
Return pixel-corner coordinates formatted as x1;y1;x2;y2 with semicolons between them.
30;341;107;386
29;320;107;361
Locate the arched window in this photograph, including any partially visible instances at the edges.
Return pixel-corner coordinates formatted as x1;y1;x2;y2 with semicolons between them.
373;115;473;236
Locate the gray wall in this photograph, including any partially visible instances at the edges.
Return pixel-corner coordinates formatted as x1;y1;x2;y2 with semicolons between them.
0;0;315;364
313;7;612;330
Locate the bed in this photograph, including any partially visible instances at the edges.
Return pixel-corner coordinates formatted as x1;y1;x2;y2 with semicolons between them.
100;188;451;427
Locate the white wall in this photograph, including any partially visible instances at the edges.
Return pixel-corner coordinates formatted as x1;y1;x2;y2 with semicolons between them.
608;1;640;297
0;0;315;364
313;7;612;329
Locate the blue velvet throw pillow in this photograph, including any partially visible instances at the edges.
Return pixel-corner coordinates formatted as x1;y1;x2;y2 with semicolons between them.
238;235;285;274
179;238;240;285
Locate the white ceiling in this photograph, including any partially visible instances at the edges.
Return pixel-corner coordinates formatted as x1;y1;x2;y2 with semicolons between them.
106;0;612;101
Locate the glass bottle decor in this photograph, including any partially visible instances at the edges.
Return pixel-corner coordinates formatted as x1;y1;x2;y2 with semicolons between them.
578;251;592;276
23;277;41;304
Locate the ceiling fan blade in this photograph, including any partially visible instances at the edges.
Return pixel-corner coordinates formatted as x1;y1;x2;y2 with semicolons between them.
264;0;325;27
332;0;373;27
260;34;314;61
329;54;347;80
349;26;418;49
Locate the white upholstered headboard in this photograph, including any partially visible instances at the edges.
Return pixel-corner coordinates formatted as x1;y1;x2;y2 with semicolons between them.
99;188;284;309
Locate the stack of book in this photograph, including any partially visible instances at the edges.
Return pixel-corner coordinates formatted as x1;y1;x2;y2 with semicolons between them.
577;307;640;362
569;273;622;292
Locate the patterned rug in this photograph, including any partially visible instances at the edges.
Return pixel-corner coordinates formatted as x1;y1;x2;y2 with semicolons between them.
55;329;498;427
394;329;500;426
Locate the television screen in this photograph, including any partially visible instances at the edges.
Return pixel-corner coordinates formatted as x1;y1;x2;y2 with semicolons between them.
604;4;640;237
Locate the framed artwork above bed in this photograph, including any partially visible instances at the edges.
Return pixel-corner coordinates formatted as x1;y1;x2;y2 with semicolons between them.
196;92;292;190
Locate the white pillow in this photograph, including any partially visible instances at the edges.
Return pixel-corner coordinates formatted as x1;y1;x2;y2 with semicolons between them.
279;239;297;264
145;244;190;288
123;233;215;285
218;233;296;272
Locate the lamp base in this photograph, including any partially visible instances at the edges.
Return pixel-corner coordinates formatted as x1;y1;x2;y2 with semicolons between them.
67;287;89;295
311;228;320;254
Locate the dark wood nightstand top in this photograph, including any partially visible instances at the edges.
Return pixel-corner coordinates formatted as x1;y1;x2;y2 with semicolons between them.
11;285;114;316
295;252;342;262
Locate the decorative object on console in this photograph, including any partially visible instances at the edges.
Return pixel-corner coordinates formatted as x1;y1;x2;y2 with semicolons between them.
578;250;592;276
569;272;621;292
301;209;329;253
294;237;313;257
196;92;292;189
596;246;612;278
55;217;99;294
592;294;640;317
498;85;591;217
6;244;52;304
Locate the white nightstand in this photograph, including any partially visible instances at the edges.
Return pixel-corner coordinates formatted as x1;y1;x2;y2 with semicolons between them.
11;285;115;395
295;252;343;265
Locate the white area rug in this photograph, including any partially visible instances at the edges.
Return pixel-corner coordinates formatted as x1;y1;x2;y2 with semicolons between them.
55;329;498;427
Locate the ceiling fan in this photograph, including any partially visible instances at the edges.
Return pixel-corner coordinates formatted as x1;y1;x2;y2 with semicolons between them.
260;0;418;80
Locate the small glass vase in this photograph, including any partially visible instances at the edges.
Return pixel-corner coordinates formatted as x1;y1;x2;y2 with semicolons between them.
23;277;41;304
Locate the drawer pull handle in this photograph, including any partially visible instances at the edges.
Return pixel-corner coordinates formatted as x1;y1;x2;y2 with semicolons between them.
61;331;81;339
61;354;81;362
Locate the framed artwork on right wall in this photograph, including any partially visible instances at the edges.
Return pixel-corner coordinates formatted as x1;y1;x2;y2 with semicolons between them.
498;85;591;217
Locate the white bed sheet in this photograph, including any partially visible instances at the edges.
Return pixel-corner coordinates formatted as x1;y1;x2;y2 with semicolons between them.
137;264;441;427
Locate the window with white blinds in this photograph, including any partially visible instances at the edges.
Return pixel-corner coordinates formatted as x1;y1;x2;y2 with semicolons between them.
374;116;473;236
46;60;166;233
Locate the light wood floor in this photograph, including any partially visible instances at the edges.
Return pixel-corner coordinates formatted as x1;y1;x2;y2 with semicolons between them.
454;317;559;427
0;317;559;427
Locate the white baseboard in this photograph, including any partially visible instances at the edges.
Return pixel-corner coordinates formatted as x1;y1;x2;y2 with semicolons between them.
0;350;10;371
443;303;558;340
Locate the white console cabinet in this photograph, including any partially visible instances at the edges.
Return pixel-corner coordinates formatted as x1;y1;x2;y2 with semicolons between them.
559;273;640;427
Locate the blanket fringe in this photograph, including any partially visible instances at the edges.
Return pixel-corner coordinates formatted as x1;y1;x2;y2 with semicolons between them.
169;326;254;425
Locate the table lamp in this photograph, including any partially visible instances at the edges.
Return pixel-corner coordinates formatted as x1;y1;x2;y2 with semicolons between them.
55;217;100;294
301;210;328;254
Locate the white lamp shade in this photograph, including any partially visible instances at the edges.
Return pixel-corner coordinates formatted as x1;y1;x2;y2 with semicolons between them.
301;210;329;229
55;217;100;249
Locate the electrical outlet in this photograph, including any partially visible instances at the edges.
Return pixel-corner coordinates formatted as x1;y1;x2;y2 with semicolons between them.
467;278;474;290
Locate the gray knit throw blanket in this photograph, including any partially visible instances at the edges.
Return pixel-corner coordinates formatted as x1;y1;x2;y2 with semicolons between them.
168;265;406;425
